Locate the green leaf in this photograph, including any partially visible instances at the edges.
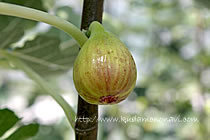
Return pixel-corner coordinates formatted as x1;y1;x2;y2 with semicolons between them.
0;17;24;50
55;6;80;27
134;87;147;97
0;2;80;76
0;109;20;137
0;0;47;67
0;108;39;140
47;6;80;41
195;0;210;9
0;58;10;68
5;124;39;140
0;0;46;11
0;25;24;49
0;0;47;51
9;35;79;76
0;0;46;30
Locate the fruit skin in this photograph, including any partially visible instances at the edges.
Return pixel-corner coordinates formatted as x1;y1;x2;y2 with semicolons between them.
73;21;137;105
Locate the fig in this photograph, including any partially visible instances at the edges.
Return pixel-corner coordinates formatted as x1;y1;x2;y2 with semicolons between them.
73;21;137;105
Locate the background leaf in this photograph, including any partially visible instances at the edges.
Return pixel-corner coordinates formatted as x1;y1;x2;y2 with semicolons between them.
11;35;79;76
0;0;47;68
0;0;46;30
5;124;39;140
47;6;81;41
0;109;20;137
0;1;80;76
0;0;47;56
0;25;24;49
0;108;39;140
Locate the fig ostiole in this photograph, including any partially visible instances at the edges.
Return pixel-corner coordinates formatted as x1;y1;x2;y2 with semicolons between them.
73;21;137;105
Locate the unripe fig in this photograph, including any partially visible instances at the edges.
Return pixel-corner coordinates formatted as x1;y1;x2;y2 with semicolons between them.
73;21;137;105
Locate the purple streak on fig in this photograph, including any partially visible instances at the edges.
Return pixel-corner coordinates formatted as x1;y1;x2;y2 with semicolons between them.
73;21;137;105
100;95;118;104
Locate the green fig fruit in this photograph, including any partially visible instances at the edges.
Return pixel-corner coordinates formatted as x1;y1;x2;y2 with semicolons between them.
73;21;137;105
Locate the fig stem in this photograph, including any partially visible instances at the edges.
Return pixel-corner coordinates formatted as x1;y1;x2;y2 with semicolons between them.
0;2;88;47
0;49;76;129
89;21;105;36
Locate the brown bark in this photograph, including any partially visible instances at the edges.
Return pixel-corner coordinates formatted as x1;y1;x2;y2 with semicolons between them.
75;0;104;140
